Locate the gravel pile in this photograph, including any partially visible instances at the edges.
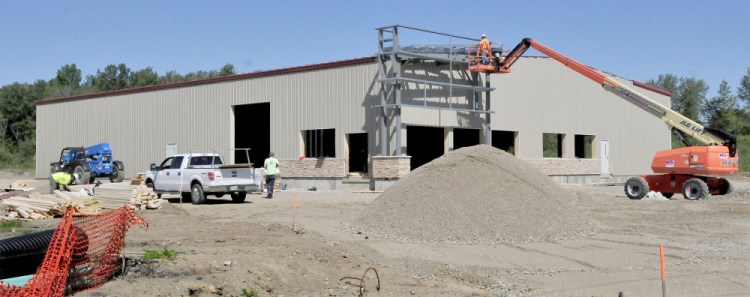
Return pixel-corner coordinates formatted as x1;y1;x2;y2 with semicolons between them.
352;145;597;244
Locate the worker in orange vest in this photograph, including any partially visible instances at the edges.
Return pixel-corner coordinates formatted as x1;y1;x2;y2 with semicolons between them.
479;34;491;65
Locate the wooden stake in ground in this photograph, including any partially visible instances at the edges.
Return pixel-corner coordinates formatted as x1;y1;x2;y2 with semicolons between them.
660;244;666;297
292;193;298;231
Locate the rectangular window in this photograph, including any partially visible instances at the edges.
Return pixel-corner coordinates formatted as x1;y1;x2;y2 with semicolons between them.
303;129;336;158
492;130;518;156
574;135;595;159
543;133;565;158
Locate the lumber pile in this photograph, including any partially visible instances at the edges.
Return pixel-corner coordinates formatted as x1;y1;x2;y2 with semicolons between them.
2;190;101;220
69;185;164;210
10;182;30;188
130;173;145;185
130;185;164;210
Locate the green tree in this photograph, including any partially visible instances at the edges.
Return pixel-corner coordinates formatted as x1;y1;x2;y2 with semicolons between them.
646;74;679;95
54;64;82;88
702;80;739;132
219;63;235;76
738;68;750;106
158;70;184;84
46;64;83;98
0;82;40;147
675;77;709;122
87;63;132;91
129;67;159;87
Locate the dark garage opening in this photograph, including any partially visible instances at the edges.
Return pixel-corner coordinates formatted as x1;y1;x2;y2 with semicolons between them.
453;128;480;150
407;126;444;170
347;133;368;173
492;130;517;155
234;103;270;167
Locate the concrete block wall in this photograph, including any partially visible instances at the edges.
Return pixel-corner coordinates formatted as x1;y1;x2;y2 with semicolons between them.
525;158;612;175
282;158;346;178
372;156;411;179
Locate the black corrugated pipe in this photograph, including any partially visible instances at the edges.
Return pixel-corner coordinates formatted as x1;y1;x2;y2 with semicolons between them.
0;230;55;279
0;228;89;280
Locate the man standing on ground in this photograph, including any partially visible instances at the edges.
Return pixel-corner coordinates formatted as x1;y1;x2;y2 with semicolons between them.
263;152;279;198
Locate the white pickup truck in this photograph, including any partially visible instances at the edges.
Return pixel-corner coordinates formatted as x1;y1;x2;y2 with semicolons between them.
145;153;257;204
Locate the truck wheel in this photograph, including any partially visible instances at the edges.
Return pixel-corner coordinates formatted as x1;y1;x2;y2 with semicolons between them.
231;192;247;203
624;177;649;199
215;193;225;198
191;184;206;205
719;178;734;195
109;166;125;183
145;180;154;188
74;165;91;185
683;178;709;200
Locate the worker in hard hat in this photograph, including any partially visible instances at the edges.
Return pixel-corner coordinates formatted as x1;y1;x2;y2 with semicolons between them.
50;171;78;193
479;34;492;65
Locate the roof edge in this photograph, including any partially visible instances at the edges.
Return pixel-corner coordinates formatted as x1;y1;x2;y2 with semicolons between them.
36;56;377;106
632;80;672;97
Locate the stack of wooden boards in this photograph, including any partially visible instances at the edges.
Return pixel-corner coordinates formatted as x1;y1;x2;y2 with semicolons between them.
71;185;164;210
2;190;101;220
130;173;145;185
130;185;163;210
1;185;166;220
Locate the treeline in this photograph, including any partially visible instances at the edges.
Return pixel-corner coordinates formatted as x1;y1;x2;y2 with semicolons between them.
0;63;236;168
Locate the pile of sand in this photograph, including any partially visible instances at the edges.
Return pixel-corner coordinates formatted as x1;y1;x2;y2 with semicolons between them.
352;145;597;244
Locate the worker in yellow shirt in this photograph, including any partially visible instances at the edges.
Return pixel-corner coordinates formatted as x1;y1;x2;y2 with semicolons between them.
50;172;78;192
479;34;491;65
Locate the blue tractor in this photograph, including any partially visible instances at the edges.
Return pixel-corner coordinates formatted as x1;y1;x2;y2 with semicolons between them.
50;143;125;184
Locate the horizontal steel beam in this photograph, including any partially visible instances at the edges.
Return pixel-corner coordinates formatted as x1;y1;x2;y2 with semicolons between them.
377;77;495;92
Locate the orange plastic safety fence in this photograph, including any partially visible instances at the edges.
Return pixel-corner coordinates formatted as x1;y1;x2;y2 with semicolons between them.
0;206;147;297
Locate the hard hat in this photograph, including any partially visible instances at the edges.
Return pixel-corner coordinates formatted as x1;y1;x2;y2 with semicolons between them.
73;173;80;179
481;34;486;37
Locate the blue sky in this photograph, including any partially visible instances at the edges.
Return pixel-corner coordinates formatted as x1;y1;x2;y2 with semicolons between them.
1;1;748;96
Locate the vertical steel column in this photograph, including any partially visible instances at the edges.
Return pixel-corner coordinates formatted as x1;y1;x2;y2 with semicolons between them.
483;72;492;144
377;28;389;156
393;27;402;155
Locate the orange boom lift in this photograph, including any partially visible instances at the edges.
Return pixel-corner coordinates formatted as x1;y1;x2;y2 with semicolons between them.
472;38;738;199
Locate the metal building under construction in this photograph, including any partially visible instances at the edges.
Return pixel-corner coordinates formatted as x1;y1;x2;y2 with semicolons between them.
35;25;671;190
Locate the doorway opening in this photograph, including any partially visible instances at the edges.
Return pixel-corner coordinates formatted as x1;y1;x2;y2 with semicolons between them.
233;103;270;166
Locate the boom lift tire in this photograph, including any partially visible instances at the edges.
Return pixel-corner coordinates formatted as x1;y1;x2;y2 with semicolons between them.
191;183;206;205
109;166;125;183
719;178;734;195
682;178;710;200
624;177;649;199
231;192;247;203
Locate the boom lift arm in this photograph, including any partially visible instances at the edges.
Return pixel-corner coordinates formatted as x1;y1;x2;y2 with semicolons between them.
497;38;736;156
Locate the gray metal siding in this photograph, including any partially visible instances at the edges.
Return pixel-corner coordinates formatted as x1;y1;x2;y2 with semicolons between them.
491;57;670;175
36;63;380;178
36;57;669;178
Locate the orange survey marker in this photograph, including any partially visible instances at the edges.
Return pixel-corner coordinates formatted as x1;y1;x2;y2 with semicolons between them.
660;244;666;297
0;206;147;296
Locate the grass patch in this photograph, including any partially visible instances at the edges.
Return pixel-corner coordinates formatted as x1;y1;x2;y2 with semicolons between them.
144;249;182;260
739;135;749;174
0;220;23;232
241;289;259;297
0;221;38;235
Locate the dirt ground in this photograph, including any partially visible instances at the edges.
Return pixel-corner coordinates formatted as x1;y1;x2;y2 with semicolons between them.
1;174;749;297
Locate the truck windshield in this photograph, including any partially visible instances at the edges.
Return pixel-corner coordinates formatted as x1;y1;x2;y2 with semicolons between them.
190;156;223;166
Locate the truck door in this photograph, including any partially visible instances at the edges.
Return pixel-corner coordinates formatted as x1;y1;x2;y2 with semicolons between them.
154;157;173;191
164;156;185;192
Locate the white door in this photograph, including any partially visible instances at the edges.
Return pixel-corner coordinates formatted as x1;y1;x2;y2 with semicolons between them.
166;143;177;157
600;140;610;174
